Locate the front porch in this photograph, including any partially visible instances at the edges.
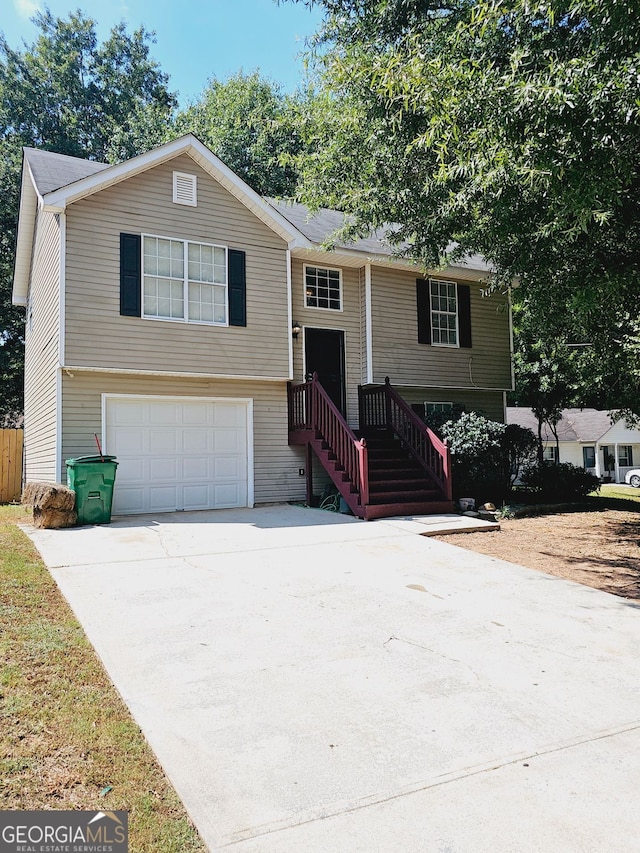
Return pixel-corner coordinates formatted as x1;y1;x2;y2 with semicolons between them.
593;442;640;484
288;376;454;520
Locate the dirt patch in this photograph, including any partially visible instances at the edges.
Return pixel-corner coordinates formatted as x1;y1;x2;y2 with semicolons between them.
434;508;640;599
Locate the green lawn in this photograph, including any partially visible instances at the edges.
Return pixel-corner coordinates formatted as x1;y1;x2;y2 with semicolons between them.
593;483;640;505
0;503;205;851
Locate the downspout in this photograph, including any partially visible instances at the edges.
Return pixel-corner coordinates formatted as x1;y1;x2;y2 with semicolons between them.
286;248;293;380
364;264;373;385
56;211;66;483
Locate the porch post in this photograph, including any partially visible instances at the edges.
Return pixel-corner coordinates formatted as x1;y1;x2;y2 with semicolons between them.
384;376;392;428
594;443;601;478
614;442;620;483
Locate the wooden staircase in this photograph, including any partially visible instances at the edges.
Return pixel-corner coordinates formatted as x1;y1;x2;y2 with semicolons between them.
288;375;454;520
363;429;453;519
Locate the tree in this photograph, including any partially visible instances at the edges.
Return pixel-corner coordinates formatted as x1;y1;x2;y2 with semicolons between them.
291;0;640;413
509;292;585;462
174;71;304;197
0;11;176;424
0;140;24;425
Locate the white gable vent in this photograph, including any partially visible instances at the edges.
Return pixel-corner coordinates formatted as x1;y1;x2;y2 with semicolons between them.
173;171;197;206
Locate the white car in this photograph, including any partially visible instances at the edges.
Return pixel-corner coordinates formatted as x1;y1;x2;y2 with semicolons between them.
625;469;640;488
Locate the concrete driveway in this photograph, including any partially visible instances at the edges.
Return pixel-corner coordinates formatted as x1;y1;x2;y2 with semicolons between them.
25;505;640;852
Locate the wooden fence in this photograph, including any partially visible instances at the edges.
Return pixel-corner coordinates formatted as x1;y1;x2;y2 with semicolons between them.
0;429;24;503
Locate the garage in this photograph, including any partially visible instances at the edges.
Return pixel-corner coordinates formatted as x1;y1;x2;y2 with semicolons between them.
103;395;252;515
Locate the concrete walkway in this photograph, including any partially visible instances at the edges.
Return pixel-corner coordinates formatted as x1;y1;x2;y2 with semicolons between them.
24;505;640;852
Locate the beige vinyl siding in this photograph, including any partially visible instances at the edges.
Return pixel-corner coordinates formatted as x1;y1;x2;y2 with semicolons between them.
60;372;306;504
370;267;512;391
291;258;363;428
397;387;506;423
23;209;61;482
64;154;289;378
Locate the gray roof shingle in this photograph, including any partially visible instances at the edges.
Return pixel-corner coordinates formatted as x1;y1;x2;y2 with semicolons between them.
24;147;110;196
506;408;614;442
266;199;402;256
267;198;492;269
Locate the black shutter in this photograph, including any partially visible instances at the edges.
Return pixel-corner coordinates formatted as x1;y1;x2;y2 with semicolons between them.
458;284;472;348
228;249;246;327
416;278;431;344
120;233;141;317
411;403;426;419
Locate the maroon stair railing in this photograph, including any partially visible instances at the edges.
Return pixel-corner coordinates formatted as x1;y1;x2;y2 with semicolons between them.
359;377;452;500
288;374;369;510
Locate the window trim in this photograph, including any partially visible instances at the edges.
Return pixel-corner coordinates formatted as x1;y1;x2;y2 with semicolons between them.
618;445;634;467
303;263;343;312
424;401;454;415
173;171;197;207
141;232;228;327
429;278;459;348
543;445;559;462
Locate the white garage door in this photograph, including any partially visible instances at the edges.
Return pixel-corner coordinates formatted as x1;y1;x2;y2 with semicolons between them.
105;396;250;515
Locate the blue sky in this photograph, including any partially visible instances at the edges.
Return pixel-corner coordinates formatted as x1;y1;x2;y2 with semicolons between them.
4;0;325;106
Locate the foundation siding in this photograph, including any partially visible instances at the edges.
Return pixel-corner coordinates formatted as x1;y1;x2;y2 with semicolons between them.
61;372;306;504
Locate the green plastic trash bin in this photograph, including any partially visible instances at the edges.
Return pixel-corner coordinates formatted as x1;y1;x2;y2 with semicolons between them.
66;455;118;525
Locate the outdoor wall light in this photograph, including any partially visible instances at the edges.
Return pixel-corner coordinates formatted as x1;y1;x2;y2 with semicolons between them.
292;322;302;339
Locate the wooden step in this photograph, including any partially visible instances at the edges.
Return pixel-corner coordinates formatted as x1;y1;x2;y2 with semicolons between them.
368;489;442;504
368;464;424;477
363;500;455;520
367;454;416;467
368;478;435;492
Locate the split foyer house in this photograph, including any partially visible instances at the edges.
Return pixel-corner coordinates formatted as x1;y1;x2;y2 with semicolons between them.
12;134;513;519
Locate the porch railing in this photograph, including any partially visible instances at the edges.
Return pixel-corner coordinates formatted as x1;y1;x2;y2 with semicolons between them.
288;374;369;506
359;377;452;500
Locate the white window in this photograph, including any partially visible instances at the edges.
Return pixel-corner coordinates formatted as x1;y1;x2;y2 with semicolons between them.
619;446;634;467
142;235;227;325
173;172;197;206
425;402;454;415
305;265;342;310
543;445;558;462
430;279;458;346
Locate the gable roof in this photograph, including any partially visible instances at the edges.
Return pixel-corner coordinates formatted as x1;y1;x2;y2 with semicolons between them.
38;135;307;245
12;135;312;305
13;134;495;306
506;407;614;442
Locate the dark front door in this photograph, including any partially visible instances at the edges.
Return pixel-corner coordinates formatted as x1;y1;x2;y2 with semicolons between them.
305;327;346;414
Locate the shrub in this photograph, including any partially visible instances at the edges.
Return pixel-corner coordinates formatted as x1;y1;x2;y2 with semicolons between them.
439;413;539;502
520;462;600;502
440;412;507;500
422;403;466;434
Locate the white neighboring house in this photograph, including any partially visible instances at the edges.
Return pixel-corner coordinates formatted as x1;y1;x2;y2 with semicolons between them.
506;408;640;484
